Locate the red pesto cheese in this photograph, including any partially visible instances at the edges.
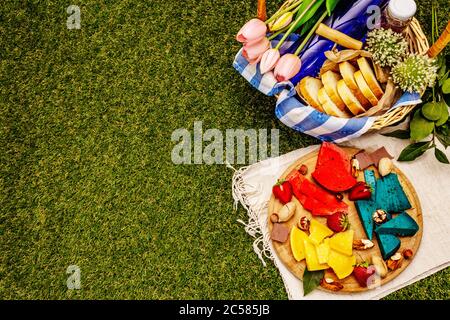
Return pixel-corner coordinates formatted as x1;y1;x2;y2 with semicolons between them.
312;142;357;192
287;168;348;216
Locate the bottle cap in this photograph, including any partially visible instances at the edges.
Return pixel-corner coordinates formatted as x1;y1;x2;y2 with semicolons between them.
388;0;417;21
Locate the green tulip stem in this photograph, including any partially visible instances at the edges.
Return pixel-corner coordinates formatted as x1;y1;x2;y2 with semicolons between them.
268;26;290;40
294;10;328;56
275;0;317;51
265;0;303;25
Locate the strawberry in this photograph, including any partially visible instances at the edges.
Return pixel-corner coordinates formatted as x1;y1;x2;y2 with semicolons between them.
326;212;350;232
353;262;376;287
348;181;372;201
272;180;293;204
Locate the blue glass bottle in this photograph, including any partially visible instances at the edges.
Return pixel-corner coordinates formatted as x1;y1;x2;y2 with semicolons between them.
291;0;388;85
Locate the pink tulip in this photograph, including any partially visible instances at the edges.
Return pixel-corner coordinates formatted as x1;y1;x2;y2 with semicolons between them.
259;49;280;74
274;54;302;82
242;37;270;65
236;18;267;44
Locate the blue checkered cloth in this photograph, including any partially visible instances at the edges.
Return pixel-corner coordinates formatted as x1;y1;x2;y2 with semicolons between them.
233;36;421;143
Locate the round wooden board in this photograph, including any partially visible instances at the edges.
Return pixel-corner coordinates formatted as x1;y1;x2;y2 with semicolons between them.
268;147;423;293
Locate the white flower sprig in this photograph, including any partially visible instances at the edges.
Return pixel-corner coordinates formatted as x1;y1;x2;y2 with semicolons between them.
391;54;438;93
365;28;408;68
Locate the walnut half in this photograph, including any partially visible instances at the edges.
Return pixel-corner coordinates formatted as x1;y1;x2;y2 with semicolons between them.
320;278;344;291
353;239;374;250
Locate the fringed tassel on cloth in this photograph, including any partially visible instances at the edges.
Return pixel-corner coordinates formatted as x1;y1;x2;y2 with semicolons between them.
227;161;274;267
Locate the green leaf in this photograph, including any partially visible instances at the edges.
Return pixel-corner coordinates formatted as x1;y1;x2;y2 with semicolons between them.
435;148;449;164
439;71;449;87
303;269;324;296
422;101;443;121
443;79;450;94
398;141;432;162
299;7;325;36
294;0;325;30
410;110;435;141
326;0;340;15
436;101;449;127
445;94;450;108
437;133;450;149
381;129;410;139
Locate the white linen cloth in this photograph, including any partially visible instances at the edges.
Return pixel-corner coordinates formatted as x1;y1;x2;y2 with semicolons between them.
231;132;450;299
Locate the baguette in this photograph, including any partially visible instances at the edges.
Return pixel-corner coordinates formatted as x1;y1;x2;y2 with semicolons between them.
321;71;346;110
318;87;351;118
337;80;366;116
338;62;371;108
296;77;324;112
357;57;384;99
354;70;379;106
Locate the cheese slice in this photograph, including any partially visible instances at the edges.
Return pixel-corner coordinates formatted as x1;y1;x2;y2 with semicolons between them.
354;70;379;106
318;87;351;118
357;57;384;99
296;77;324;112
339;61;371;108
321;71;346;110
337;80;366;115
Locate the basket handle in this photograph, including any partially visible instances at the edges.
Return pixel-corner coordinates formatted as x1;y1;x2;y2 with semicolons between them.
427;21;450;58
257;0;267;21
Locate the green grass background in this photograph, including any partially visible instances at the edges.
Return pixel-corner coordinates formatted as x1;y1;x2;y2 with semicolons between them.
0;0;449;299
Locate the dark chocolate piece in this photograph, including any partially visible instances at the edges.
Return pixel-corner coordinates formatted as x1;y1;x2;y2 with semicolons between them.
370;147;394;167
271;223;289;243
355;152;374;170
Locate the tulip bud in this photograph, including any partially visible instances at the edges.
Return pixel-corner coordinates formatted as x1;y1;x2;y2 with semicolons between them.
242;37;270;64
269;12;293;32
274;54;302;82
260;49;280;74
236;18;267;44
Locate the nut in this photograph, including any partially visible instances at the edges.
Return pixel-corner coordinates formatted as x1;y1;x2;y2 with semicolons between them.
371;255;388;278
335;193;344;201
320;278;344;291
298;216;310;232
387;254;403;271
351;158;360;178
353;239;374;250
299;164;308;175
278;201;296;222
351;158;360;171
378;157;393;177
270;213;279;223
391;252;402;261
402;249;413;260
372;209;388;224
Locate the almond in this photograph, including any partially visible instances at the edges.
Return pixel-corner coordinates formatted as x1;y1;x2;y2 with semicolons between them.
402;249;413;260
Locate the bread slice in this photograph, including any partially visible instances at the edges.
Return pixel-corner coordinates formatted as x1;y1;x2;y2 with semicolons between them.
337;80;366;116
338;62;371;108
321;71;346;110
357;57;384;99
354;70;379;106
318;87;351;118
296;77;324;112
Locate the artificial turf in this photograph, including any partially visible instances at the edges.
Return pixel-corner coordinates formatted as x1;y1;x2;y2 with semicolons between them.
0;0;448;299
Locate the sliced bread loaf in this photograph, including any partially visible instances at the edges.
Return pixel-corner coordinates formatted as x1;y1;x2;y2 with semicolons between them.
337;80;366;115
354;70;379;106
339;62;371;108
318;87;351;118
321;71;346;110
357;57;384;99
296;77;324;112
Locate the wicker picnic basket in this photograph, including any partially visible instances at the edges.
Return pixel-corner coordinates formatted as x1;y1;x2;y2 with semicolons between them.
256;0;430;131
